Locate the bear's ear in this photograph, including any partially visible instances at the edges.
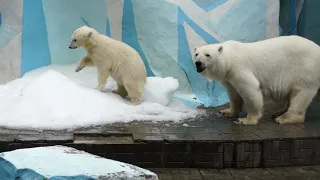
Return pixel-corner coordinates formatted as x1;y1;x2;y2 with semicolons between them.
87;31;93;37
218;46;223;53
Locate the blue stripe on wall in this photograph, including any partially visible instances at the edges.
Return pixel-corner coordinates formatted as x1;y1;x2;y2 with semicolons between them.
289;0;297;35
105;4;111;37
177;7;228;107
193;0;228;12
80;16;91;27
21;0;51;76
122;0;155;77
106;19;111;37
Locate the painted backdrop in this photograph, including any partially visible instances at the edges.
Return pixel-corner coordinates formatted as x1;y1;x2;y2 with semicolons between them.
0;0;280;107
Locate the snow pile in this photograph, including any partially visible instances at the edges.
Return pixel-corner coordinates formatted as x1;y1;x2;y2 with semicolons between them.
0;65;204;130
144;77;179;106
0;146;158;179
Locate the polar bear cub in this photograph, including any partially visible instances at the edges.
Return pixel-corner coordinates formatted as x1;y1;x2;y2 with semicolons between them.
69;26;147;105
193;35;320;125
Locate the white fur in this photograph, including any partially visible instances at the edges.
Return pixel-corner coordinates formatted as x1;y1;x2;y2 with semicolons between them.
70;26;147;105
193;35;320;125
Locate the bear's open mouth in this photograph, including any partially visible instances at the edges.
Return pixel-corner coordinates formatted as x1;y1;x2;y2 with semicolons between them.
196;67;206;73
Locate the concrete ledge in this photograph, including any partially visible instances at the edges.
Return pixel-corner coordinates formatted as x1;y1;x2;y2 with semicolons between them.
0;95;319;169
0;129;319;169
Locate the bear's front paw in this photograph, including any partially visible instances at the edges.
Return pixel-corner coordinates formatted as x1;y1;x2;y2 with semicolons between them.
112;90;128;98
271;109;288;119
272;112;282;119
274;116;288;124
127;101;142;106
218;108;237;118
274;112;305;124
127;98;143;106
234;117;258;125
95;85;104;92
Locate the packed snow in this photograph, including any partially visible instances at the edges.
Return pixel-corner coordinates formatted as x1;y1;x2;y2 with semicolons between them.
1;146;158;179
0;64;204;130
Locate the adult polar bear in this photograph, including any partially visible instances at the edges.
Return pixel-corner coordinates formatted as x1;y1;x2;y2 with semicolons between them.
193;35;320;125
69;26;147;105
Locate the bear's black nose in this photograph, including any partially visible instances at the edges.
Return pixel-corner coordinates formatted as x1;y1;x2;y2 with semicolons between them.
195;61;202;67
69;46;72;49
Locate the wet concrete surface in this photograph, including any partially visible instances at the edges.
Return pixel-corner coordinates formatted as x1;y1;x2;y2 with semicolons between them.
151;166;320;180
0;94;319;168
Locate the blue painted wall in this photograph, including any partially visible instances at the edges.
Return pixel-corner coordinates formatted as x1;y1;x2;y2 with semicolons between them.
122;0;155;76
297;1;320;45
21;0;51;76
177;7;228;107
14;0;280;107
193;0;228;12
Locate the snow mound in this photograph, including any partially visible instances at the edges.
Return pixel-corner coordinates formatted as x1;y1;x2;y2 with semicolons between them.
0;145;158;179
0;65;204;130
144;77;179;106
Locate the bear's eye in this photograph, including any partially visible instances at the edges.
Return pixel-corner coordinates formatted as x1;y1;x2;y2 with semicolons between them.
73;39;77;42
205;54;210;57
195;53;199;57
